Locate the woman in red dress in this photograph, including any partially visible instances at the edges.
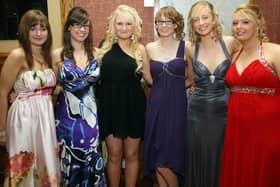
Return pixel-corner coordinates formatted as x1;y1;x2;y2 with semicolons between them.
220;4;280;187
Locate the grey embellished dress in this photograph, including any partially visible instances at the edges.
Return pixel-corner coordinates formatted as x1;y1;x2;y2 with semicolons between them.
185;40;231;187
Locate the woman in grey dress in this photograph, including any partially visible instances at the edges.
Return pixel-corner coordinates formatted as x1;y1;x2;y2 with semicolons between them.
184;1;240;187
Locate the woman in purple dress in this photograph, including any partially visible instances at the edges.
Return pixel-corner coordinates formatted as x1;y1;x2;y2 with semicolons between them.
53;7;105;186
143;6;193;187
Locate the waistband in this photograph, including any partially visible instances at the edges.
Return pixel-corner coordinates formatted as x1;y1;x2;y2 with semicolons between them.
17;87;53;100
230;86;279;96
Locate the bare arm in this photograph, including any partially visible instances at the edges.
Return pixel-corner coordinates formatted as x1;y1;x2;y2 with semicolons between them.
185;42;195;88
0;49;24;139
265;42;280;80
142;44;153;85
223;35;241;60
52;48;63;77
51;48;63;95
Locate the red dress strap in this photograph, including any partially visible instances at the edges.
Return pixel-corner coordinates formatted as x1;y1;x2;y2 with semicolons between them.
232;48;243;64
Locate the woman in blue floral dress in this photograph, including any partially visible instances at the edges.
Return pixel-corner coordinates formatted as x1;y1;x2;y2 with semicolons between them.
53;7;106;186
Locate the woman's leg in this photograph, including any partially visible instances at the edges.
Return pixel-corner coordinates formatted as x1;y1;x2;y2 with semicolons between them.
156;169;168;187
105;135;123;187
156;167;179;187
124;137;141;187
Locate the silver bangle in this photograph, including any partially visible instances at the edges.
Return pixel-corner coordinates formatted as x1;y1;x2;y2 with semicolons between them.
0;130;6;137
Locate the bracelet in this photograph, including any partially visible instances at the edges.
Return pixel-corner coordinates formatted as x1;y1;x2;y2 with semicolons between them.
0;130;6;137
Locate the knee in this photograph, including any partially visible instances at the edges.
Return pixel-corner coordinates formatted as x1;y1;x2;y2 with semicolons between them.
157;167;164;173
108;149;122;164
124;149;139;162
157;167;169;174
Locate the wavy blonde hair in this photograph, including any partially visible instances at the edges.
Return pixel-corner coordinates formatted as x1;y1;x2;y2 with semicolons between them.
187;0;222;44
97;4;143;72
234;3;269;42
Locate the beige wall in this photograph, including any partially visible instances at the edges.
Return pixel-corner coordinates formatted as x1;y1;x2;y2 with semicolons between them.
47;0;62;49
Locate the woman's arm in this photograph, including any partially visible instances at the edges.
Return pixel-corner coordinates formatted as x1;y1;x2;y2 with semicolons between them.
185;42;195;88
264;42;280;80
141;44;153;86
52;48;63;77
223;35;241;60
51;48;63;96
0;49;24;143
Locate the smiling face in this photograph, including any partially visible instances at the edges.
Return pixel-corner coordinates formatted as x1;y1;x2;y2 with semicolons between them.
155;15;177;38
69;21;90;43
190;4;214;37
114;12;135;41
232;11;258;43
29;23;48;47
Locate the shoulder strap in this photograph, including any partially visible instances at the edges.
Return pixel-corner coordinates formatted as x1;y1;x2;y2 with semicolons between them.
220;39;231;61
176;40;185;58
232;48;243;63
193;43;199;62
258;40;277;76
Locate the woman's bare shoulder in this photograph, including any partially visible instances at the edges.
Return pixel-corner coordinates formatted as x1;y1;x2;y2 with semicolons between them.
263;42;280;62
145;41;157;49
222;35;241;55
52;47;63;57
185;40;195;57
5;48;26;66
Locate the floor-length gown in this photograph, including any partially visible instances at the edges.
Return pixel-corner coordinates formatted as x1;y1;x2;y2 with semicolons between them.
144;40;187;179
5;69;59;187
55;58;106;186
185;40;231;187
220;44;280;187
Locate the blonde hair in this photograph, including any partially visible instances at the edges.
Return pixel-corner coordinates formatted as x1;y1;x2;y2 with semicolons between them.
187;0;222;43
97;4;143;72
155;6;185;40
234;3;269;42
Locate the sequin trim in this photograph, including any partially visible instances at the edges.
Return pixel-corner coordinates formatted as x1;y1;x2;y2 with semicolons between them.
231;86;275;95
259;41;277;76
158;61;186;79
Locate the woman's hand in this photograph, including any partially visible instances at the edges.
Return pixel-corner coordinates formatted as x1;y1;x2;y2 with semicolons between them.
188;86;195;96
8;90;17;104
0;131;6;146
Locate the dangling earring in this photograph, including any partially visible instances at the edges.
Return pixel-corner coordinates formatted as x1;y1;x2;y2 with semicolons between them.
173;32;177;40
114;33;118;43
130;33;136;44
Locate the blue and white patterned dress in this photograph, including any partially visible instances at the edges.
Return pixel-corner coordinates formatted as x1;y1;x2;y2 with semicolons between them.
54;58;106;187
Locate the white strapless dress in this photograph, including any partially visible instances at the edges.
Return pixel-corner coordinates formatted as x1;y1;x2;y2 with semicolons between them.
5;69;59;187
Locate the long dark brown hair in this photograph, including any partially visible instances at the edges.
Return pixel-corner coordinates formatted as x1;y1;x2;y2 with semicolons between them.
61;7;94;64
17;9;52;69
17;9;53;69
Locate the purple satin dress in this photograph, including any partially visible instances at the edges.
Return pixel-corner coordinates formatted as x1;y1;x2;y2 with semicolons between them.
144;40;187;179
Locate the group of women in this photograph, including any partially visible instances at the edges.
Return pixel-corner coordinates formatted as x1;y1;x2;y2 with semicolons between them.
0;1;279;187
